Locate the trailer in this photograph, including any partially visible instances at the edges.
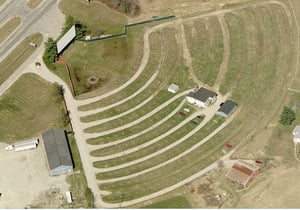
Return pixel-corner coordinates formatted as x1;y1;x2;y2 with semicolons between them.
65;191;72;204
11;139;39;152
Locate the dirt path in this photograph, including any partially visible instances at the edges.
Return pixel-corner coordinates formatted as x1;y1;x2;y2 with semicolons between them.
178;19;202;86
213;14;230;91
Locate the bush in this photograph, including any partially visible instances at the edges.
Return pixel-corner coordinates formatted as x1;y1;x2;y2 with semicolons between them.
43;38;57;64
279;106;296;125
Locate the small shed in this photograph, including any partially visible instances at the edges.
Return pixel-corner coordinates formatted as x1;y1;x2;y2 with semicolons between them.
226;160;260;188
186;87;217;108
168;84;179;94
42;128;73;176
293;125;300;143
216;100;237;118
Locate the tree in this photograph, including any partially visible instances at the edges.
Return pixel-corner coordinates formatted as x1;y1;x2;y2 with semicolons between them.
43;38;57;64
279;106;296;125
62;16;87;39
52;82;64;104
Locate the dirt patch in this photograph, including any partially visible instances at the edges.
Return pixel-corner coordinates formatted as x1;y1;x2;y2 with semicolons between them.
0;142;69;208
186;176;228;208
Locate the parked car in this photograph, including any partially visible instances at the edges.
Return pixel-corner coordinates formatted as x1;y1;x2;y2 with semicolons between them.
197;114;205;119
179;112;186;116
191;120;197;125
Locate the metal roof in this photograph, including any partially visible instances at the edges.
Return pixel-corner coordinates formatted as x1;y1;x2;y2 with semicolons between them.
293;125;300;138
218;100;237;115
42;128;73;170
187;87;217;102
57;25;76;54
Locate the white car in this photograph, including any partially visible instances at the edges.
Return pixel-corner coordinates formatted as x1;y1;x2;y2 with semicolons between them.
5;145;14;151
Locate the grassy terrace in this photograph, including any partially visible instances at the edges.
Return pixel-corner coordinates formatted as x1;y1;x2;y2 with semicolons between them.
0;73;62;143
92;116;204;168
59;0;127;35
89;104;194;156
98;116;225;202
77;30;162;110
0;17;21;45
0;33;42;85
96;3;293;203
95;116;224;180
141;196;191;208
80;28;187;122
86;103;195;145
79;27;192;115
84;94;182;133
184;17;223;86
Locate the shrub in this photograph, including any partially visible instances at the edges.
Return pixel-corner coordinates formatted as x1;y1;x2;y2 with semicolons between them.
279;106;296;125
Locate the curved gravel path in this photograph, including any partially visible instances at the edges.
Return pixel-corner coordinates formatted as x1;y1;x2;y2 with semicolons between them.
86;99;186;151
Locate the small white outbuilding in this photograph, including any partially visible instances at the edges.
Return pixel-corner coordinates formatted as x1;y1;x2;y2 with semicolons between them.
293;125;300;143
168;84;179;94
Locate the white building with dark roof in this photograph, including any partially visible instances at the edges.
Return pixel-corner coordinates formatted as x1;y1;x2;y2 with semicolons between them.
42;128;73;176
293;125;300;143
186;87;217;108
217;100;237;118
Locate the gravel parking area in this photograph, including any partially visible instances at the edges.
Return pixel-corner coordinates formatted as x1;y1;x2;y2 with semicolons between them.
0;141;69;208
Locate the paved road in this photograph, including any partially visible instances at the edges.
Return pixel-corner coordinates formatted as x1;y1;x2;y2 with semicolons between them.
0;0;57;61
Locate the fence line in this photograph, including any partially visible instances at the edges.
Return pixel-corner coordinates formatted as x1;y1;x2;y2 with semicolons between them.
77;15;176;42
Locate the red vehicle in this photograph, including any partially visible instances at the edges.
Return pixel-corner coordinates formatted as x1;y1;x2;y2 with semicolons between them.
255;160;263;164
179;112;186;116
225;143;232;148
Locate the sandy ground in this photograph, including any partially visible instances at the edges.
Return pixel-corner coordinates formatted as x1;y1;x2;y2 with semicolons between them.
0;141;69;208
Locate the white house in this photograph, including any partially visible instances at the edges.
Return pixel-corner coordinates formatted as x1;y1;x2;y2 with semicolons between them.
168;84;179;94
186;87;217;108
293;125;300;143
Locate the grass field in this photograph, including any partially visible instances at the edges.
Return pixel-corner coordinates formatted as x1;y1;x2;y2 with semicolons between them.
0;73;63;143
141;195;191;208
83;2;296;204
59;0;127;35
26;0;43;9
0;16;21;45
184;16;223;86
0;33;43;85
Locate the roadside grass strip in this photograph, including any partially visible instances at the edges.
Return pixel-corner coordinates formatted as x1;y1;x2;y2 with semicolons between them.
0;73;62;142
89;100;191;156
95;114;224;179
0;16;21;45
0;33;42;85
90;111;203;161
84;93;186;136
86;101;195;146
97;116;226;202
184;17;223;86
77;30;163;110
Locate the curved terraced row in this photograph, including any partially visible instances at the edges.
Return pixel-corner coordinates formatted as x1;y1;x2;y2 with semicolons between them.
76;1;295;205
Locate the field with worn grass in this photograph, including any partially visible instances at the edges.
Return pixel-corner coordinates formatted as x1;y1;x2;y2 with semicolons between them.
0;73;62;143
0;33;42;85
73;0;296;206
0;16;21;45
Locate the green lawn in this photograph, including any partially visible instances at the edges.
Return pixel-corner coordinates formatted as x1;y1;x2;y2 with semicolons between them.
0;73;62;143
0;33;43;86
142;196;192;208
96;116;224;180
86;103;195;145
0;16;21;45
59;0;127;35
95;3;294;203
184;16;223;87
